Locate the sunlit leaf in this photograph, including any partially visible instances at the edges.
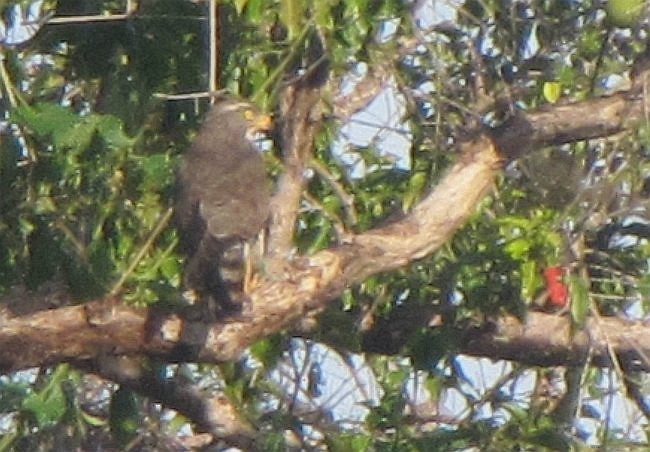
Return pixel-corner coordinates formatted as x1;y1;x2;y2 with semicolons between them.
504;238;531;260
520;260;538;301
21;365;70;427
279;0;304;39
402;171;427;212
542;81;561;104
569;273;590;329
233;0;248;15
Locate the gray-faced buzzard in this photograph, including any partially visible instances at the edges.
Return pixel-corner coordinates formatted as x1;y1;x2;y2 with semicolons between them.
176;95;271;317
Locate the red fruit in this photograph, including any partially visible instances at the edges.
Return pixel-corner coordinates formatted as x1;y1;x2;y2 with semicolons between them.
543;266;568;308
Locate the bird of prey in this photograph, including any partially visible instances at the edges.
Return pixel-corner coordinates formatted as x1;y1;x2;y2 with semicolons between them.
176;95;271;318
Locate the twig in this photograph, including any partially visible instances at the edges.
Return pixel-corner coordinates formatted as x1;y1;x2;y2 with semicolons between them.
0;53;18;108
47;12;206;25
152;90;227;101
54;219;88;261
309;158;358;227
302;192;347;242
620;361;650;419
252;22;312;104
110;208;173;295
267;77;324;258
48;14;131;24
208;0;219;95
85;358;256;447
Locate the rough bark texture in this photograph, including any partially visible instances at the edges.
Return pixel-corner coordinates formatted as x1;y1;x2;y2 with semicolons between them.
2;80;650;374
461;313;650;371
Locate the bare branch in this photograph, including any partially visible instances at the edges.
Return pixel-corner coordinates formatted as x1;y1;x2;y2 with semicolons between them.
461;313;650;372
491;89;644;159
85;357;256;448
267;81;324;258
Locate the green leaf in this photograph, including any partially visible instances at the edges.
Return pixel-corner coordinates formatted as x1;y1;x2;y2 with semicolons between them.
498;215;532;231
140;153;172;191
234;0;248;14
606;0;645;28
109;387;141;445
314;0;336;30
53;116;97;150
638;273;650;299
159;255;181;281
504;238;531;260
542;230;563;255
322;194;342;214
95;115;133;149
279;0;305;39
341;288;355;310
80;409;107;427
520;260;538;301
569;273;590;329
13;104;131;152
18;217;35;236
249;334;284;368
166;412;189;433
542;81;561;104
245;0;264;21
21;365;69;427
12;103;78;137
327;433;373;452
423;375;442;401
402;171;427;212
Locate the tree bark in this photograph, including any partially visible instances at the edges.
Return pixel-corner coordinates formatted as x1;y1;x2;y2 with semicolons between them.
1;80;649;373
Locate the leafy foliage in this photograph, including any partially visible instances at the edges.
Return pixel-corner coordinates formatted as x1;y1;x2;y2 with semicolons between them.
0;0;649;449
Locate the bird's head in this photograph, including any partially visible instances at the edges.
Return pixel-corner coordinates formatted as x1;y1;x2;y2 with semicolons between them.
209;96;273;141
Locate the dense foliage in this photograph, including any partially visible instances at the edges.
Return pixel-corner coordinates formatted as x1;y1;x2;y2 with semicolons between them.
0;0;649;449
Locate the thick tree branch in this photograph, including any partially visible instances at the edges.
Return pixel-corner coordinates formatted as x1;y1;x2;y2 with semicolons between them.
461;313;650;372
359;302;650;372
491;89;645;158
0;132;500;372
2;83;650;373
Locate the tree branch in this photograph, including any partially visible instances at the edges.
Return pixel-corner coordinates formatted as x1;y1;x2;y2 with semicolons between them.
267;78;323;259
461;313;650;370
84;357;256;448
2;82;650;373
491;89;645;159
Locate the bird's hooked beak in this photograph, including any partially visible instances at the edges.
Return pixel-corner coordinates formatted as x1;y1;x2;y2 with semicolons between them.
245;110;273;133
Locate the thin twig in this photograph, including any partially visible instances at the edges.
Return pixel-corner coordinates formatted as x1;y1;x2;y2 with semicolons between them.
110;207;173;295
48;14;205;24
152;90;227;101
252;22;313;104
209;0;219;95
0;53;18;108
54;219;87;260
302;192;347;242
309;158;358;227
48;14;131;24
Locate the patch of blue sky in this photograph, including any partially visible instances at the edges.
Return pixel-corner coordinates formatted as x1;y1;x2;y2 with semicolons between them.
268;338;383;429
332;84;412;179
0;1;45;47
412;0;463;30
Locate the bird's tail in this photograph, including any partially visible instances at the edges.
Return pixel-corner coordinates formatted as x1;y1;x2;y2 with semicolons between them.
183;235;250;319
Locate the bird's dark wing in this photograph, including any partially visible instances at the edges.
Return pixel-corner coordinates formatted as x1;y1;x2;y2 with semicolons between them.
175;100;271;317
